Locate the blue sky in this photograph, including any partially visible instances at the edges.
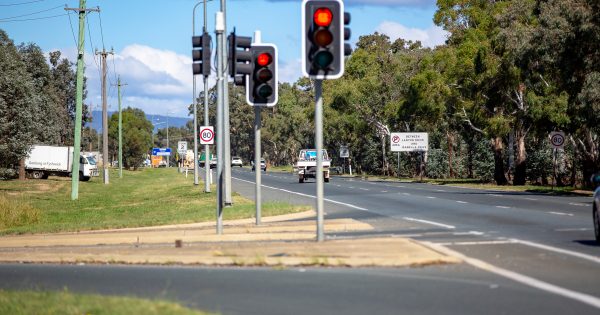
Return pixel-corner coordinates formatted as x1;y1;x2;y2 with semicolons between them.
0;0;446;117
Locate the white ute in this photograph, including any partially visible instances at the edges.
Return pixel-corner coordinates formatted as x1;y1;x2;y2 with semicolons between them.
296;149;330;183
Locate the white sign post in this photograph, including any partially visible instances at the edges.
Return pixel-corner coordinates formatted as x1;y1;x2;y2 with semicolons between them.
391;132;429;152
549;131;565;190
200;126;215;145
177;141;188;154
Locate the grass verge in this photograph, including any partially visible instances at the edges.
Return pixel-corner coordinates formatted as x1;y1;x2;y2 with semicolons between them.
0;168;309;235
0;289;213;315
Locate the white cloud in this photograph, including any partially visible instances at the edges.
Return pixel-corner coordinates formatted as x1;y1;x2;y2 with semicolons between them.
376;21;449;48
279;58;303;83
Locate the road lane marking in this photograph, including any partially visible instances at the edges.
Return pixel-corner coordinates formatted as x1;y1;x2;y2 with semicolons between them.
435;189;446;192
548;211;574;217
381;191;388;193
525;198;538;201
489;194;503;197
436;240;517;246
403;217;456;229
359;188;370;191
569;203;587;207
426;196;437;199
511;238;600;265
456;201;468;204
402;193;410;196
232;177;369;212
555;228;591;232
424;242;600;310
496;206;511;209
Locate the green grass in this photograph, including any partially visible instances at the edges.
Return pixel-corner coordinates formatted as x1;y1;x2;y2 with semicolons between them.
0;289;214;315
0;168;309;235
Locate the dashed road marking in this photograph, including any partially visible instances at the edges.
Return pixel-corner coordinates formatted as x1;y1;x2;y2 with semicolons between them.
525;198;538;201
381;191;388;193
555;228;591;232
548;211;574;217
426;196;437;199
569;203;587;207
496;206;511;209
403;217;455;229
359;188;370;191
456;201;468;204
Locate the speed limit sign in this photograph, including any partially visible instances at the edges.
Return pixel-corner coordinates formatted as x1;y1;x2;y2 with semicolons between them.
549;131;565;149
200;126;214;145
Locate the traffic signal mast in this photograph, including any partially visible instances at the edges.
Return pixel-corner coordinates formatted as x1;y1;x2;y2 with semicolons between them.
302;0;350;80
192;33;212;76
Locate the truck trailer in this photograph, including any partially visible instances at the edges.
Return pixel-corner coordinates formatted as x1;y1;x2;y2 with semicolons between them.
24;145;99;181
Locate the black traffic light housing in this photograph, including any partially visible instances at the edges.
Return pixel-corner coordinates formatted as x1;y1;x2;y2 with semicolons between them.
192;32;212;76
302;0;350;80
228;30;252;86
246;44;278;107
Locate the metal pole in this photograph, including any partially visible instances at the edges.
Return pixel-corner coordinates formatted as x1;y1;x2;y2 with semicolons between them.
101;50;109;184
315;79;324;242
254;106;262;225
166;114;170;167
221;0;232;206
397;152;400;178
69;0;89;200
215;11;225;234
203;0;212;192
192;5;199;185
118;76;123;178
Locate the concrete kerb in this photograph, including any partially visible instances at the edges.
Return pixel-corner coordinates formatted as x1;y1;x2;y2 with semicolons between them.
0;211;462;268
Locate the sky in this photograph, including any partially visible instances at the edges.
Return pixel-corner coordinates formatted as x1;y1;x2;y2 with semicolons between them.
0;0;447;118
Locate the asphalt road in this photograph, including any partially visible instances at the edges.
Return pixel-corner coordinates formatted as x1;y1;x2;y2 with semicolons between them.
2;167;599;314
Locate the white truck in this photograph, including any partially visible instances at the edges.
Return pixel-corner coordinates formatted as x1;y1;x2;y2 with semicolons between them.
24;145;99;181
296;149;330;183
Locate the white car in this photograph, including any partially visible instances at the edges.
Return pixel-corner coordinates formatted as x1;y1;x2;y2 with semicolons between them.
592;173;600;242
231;156;243;167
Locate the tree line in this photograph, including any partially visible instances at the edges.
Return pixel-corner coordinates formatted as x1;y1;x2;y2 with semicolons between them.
216;0;598;187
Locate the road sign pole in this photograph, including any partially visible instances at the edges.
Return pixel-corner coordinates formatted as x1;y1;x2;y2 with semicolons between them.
315;79;324;242
397;152;400;178
254;106;262;225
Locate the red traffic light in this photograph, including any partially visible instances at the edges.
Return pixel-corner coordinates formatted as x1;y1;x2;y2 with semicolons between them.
257;53;272;67
314;8;332;27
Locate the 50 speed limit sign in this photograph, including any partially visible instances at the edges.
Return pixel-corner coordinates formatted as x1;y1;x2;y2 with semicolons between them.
199;126;214;145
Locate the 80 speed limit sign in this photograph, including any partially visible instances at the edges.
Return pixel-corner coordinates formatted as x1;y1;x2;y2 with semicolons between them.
549;131;565;149
200;126;214;145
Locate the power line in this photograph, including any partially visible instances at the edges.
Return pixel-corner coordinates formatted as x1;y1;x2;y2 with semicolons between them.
0;12;66;22
97;9;105;50
65;10;78;50
0;4;62;21
0;0;46;7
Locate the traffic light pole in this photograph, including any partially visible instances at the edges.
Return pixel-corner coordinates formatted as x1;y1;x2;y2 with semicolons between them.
215;11;225;234
203;0;212;193
253;31;263;225
192;2;201;186
315;79;324;242
221;0;233;207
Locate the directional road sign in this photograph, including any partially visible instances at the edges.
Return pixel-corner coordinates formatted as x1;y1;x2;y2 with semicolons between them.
177;141;188;154
200;126;214;145
152;148;171;156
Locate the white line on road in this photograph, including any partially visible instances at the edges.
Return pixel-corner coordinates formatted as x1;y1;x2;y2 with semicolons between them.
496;206;511;209
426;196;437;199
489;194;504;197
511;238;600;265
435;189;446;192
548;211;574;217
569;203;587;207
456;201;468;204
403;217;456;229
359;188;370;191
402;193;410;196
232;177;370;212
525;198;538;201
424;242;600;310
435;240;517;246
381;191;388;193
555;228;591;232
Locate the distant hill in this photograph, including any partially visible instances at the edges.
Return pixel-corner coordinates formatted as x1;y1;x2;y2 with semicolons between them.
88;111;191;132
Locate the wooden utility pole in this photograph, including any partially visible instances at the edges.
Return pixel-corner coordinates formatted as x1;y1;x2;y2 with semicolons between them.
114;77;127;178
65;2;99;200
95;48;114;184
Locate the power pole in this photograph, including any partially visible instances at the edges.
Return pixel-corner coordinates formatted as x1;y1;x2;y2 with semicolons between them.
114;76;127;178
95;48;114;184
65;1;99;200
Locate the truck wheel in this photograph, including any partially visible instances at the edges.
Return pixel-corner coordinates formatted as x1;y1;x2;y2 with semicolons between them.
79;172;90;182
30;171;44;179
324;177;329;183
299;176;304;183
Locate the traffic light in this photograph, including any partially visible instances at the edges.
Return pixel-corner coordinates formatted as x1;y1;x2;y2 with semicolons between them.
302;0;350;80
247;44;278;106
192;32;212;76
228;30;252;86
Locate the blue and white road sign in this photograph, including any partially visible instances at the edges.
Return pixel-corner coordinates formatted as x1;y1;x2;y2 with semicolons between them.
152;148;172;156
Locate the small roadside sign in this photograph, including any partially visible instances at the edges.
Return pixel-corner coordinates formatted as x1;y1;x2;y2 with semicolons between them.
200;126;214;145
549;131;565;149
391;132;428;152
152;148;171;156
177;141;188;154
340;145;349;158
